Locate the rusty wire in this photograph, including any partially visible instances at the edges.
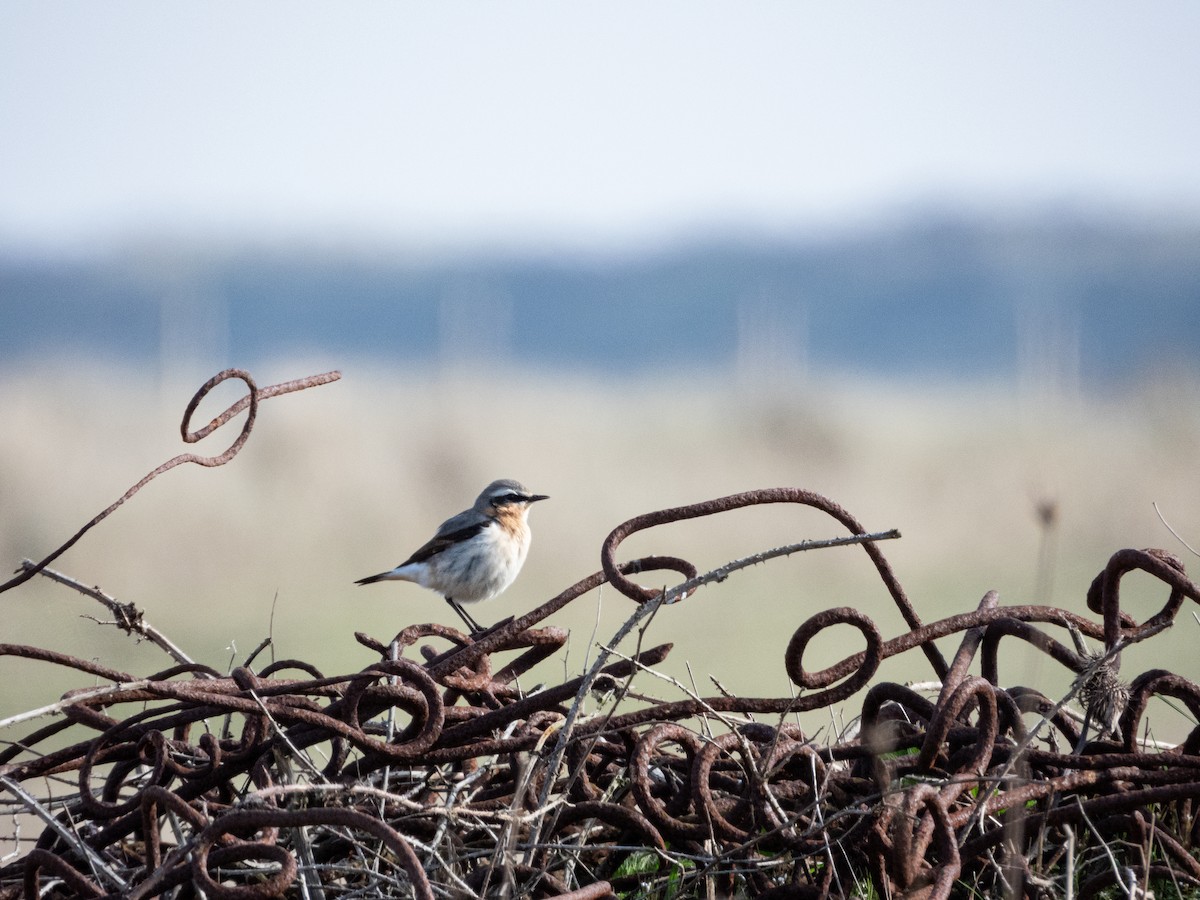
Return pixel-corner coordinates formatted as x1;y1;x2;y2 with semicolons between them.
0;368;341;596
3;372;1200;898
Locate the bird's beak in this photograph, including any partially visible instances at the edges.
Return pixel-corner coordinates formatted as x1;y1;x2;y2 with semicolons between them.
528;494;550;503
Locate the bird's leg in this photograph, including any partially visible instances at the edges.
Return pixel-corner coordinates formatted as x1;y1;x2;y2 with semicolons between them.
446;596;486;636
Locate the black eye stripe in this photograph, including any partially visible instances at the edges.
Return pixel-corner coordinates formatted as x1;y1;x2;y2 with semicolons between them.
492;492;526;506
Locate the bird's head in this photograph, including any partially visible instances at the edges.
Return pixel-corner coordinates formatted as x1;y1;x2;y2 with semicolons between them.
476;479;549;516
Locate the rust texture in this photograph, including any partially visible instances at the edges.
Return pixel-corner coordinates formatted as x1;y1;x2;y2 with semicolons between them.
2;369;1200;898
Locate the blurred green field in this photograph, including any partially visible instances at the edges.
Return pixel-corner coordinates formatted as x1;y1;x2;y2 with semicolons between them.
2;360;1198;739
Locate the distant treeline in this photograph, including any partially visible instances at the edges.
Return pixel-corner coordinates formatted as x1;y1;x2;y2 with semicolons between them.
2;211;1198;385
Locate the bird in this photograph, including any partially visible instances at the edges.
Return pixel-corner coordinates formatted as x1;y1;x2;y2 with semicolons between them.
355;479;549;635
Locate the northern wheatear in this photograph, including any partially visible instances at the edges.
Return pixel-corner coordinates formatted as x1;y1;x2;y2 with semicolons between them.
355;479;549;634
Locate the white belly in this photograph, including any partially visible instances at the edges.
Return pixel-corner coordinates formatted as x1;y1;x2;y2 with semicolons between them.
424;522;529;604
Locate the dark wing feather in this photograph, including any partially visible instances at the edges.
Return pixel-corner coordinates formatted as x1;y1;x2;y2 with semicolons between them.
397;519;489;567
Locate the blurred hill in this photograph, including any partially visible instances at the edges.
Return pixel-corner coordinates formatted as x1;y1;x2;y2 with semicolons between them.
2;210;1198;385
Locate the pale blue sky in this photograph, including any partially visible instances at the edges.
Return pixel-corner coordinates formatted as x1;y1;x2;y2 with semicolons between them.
2;3;1198;253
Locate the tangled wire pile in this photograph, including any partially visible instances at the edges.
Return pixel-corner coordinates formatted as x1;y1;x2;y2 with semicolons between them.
2;369;1200;900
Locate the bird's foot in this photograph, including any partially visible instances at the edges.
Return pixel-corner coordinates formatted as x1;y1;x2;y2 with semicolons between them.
447;597;486;636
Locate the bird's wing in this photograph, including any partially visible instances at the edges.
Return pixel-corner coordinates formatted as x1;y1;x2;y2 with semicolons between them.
397;518;490;567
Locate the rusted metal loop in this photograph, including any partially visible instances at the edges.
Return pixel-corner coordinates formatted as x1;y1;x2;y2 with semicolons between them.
392;621;477;656
1121;669;1200;754
179;367;258;451
598;487;948;679
785;606;882;703
257;658;325;680
864;681;936;787
1007;685;1082;749
762;727;824;786
753;740;827;843
598;518;701;602
65;682;246;772
551;799;666;851
630;723;709;842
136;729;215;781
691;732;758;842
79;736;167;819
194;806;433;900
192;841;296;900
917;676;998;779
861;681;937;743
337;659;445;758
21;848;105;899
384;623;495;696
1087;547;1198;652
138;783;217;876
980;617;1087;686
565;736;635;802
0;368;339;595
890;784;960;899
601;488;881;605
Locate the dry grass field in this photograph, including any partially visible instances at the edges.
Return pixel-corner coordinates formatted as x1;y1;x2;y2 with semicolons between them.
2;358;1198;740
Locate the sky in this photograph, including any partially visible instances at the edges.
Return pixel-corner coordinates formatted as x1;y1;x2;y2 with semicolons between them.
2;3;1199;255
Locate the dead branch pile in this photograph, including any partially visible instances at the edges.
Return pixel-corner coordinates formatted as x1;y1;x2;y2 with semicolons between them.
3;369;1200;899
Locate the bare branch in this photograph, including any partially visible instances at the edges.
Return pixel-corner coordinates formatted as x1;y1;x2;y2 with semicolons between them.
19;560;194;665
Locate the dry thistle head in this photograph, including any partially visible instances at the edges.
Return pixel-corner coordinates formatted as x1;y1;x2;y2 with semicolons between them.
1075;651;1131;741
